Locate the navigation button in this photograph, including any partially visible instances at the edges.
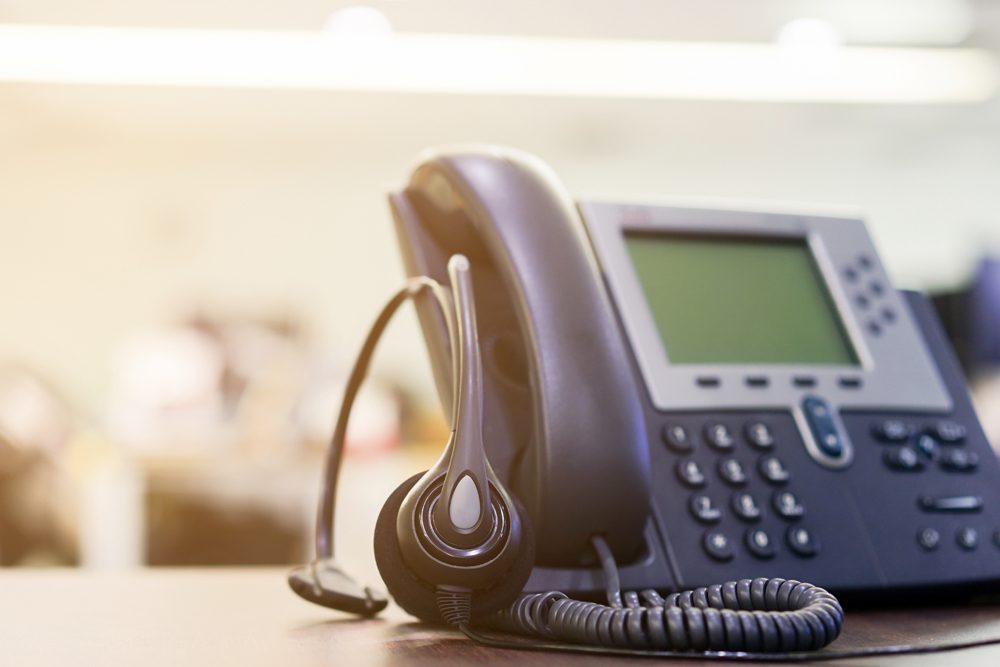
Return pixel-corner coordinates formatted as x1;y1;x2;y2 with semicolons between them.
802;396;847;460
745;529;775;559
914;434;939;461
703;531;734;562
676;459;707;488
689;494;722;524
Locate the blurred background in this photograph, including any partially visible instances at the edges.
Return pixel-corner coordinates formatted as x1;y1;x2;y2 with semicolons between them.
0;0;999;576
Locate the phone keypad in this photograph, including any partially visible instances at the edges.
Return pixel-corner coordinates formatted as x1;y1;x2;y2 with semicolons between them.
663;417;816;563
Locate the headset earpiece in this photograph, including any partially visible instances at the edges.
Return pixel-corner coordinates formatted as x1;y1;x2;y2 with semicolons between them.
375;256;535;623
374;471;535;623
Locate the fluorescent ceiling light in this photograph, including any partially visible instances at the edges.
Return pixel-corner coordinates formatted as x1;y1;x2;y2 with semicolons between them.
0;24;994;104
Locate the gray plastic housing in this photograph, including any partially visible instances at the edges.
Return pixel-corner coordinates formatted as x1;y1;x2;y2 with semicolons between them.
389;147;651;565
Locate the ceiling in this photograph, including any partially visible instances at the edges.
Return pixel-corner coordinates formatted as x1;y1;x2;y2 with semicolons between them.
0;0;996;46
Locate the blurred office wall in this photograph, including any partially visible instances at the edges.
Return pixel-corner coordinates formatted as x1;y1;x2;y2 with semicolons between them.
0;0;998;568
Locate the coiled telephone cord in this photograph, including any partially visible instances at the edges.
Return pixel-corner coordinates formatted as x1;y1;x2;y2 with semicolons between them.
439;536;1000;661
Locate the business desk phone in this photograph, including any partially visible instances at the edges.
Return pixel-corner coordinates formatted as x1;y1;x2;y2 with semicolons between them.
290;147;1000;660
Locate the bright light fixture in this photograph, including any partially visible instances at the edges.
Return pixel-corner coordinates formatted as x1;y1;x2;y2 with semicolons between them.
0;24;994;104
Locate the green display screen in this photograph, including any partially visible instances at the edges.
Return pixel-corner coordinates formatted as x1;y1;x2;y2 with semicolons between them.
624;233;858;366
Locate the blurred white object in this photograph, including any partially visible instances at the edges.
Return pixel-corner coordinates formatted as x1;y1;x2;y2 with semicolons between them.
0;369;72;456
776;18;843;52
324;6;394;41
292;356;400;455
106;328;225;450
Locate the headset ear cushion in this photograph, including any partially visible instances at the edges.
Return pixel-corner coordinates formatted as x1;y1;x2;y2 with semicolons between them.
374;471;535;624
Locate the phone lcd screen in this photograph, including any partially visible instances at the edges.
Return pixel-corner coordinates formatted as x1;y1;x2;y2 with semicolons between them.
624;233;858;366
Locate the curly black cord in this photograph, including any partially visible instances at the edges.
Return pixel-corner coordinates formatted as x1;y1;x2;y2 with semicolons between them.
483;577;842;652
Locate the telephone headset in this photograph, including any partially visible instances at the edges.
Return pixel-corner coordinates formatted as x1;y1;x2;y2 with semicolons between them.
290;147;1000;660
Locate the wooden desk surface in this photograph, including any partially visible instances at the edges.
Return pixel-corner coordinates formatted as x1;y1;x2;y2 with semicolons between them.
5;568;1000;666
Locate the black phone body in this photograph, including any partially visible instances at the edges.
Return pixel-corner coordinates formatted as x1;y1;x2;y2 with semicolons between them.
390;147;1000;599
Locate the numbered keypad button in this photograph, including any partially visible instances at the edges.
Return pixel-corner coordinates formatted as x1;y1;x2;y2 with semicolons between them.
689;494;722;524
703;531;734;562
745;529;776;559
676;459;706;488
662;424;693;453
772;491;805;520
786;526;819;557
718;458;748;486
744;422;775;450
704;423;735;451
758;456;790;485
731;493;761;522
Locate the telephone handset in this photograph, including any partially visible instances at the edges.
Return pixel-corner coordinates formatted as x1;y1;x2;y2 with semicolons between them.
390;148;650;566
291;146;1000;659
